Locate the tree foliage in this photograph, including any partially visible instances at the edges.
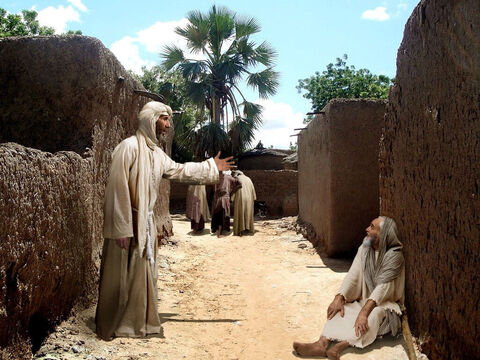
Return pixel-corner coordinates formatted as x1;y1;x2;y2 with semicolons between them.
161;5;279;157
0;8;82;37
297;54;393;114
0;8;54;37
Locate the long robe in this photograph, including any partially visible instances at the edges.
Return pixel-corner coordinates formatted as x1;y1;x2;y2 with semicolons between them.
186;185;210;230
321;244;405;348
231;174;256;235
96;136;218;340
210;173;241;233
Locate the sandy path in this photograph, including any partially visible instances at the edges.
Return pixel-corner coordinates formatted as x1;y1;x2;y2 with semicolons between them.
36;215;413;360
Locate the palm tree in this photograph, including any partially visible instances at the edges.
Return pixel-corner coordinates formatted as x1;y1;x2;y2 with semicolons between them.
161;5;279;157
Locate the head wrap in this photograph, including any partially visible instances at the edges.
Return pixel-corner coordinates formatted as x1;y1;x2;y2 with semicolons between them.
362;216;404;335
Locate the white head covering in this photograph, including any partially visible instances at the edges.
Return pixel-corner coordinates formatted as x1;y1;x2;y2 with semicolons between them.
135;101;172;260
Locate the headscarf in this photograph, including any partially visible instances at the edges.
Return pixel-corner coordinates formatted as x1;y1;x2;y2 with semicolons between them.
362;216;404;335
135;101;172;260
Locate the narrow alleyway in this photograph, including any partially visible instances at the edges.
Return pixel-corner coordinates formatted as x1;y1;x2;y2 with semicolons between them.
36;216;411;360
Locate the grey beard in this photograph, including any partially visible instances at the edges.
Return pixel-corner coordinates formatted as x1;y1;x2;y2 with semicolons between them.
363;236;374;247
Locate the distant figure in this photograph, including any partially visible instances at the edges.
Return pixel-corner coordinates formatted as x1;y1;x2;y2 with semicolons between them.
232;170;256;236
293;217;405;359
186;184;210;233
211;171;241;237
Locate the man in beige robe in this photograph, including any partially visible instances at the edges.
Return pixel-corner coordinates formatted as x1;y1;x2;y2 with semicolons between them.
293;216;405;359
186;185;210;232
231;170;256;236
96;101;234;340
211;171;241;237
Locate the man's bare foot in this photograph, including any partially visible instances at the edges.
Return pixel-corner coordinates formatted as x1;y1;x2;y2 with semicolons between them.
292;337;328;357
326;340;349;360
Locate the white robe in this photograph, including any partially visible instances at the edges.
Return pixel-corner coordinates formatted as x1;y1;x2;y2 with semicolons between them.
96;136;218;340
231;174;256;235
321;244;405;348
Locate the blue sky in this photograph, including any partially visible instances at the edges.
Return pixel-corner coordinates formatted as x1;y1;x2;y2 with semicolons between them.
4;0;419;149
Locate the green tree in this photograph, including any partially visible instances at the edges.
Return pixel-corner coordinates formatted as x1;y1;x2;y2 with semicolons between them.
0;8;82;37
297;54;393;114
0;8;54;37
161;5;279;157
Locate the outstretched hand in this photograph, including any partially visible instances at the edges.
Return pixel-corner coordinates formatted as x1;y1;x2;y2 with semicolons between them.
213;151;236;172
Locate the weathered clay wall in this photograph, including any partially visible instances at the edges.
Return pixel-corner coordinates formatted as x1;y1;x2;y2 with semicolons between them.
243;170;298;216
379;1;480;359
298;99;386;256
238;154;288;170
0;36;173;358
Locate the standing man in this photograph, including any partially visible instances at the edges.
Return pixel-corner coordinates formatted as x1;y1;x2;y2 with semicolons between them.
231;170;256;236
293;217;405;359
210;171;241;237
186;184;210;233
96;101;234;340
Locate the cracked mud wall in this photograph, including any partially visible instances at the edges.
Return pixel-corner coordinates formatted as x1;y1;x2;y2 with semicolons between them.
298;99;386;256
0;36;173;358
379;1;480;359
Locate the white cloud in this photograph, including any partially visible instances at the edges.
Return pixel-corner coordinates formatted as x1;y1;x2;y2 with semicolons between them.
110;36;154;74
397;3;408;11
252;99;304;149
361;6;390;21
111;17;209;75
37;5;80;34
67;0;87;12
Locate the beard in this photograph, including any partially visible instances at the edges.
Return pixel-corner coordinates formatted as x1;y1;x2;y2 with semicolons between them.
363;235;378;247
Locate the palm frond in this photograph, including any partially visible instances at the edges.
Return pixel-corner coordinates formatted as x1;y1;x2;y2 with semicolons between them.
178;61;208;81
254;41;277;67
160;45;185;70
241;101;263;128
247;68;280;98
208;5;235;58
235;17;261;38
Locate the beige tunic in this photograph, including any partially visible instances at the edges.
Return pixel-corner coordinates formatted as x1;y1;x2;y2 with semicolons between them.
96;136;218;340
231;174;256;235
186;185;210;223
321;244;405;348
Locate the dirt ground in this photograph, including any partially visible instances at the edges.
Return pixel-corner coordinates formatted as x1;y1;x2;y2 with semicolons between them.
35;215;424;360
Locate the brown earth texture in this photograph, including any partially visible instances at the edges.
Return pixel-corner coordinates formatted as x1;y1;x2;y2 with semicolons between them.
33;216;426;360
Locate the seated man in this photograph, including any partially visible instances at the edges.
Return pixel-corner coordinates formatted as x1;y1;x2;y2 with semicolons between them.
293;216;405;360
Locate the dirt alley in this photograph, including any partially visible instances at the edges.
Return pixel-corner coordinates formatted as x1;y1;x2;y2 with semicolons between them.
35;215;415;360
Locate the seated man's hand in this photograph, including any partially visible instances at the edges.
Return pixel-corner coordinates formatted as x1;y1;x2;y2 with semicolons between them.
354;313;369;337
115;237;129;249
327;294;345;320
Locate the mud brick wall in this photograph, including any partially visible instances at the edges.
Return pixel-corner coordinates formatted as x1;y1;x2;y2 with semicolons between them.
243;170;298;216
0;36;173;358
298;99;386;256
379;1;480;359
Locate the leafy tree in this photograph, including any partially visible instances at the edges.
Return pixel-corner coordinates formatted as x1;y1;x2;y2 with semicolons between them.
161;5;279;157
297;54;393;114
0;8;54;37
0;8;82;37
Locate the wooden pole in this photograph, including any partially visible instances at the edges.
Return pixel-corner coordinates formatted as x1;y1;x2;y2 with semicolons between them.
400;304;417;360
